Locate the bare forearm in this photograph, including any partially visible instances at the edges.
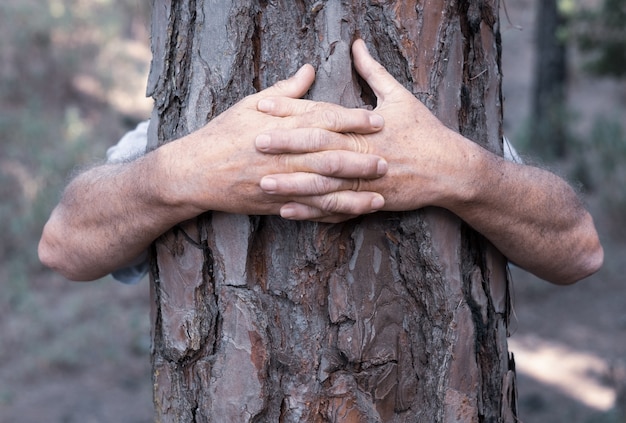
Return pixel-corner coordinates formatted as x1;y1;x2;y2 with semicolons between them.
451;146;603;285
38;153;193;281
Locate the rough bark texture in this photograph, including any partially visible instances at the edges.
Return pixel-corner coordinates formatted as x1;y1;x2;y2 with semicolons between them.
147;1;517;422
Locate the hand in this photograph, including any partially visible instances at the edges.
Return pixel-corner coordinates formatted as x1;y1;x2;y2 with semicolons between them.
155;63;390;222
256;39;475;219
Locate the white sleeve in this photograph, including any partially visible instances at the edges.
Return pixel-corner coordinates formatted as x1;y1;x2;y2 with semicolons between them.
108;121;150;284
111;252;149;285
106;121;149;164
503;136;523;164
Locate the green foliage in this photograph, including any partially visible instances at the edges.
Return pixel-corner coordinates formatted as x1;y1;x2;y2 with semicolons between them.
575;0;626;77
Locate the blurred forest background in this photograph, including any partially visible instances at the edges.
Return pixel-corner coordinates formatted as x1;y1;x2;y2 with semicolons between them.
0;0;624;422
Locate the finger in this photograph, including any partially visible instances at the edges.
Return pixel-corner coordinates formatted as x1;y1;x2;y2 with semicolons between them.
257;97;384;134
261;173;356;196
256;129;370;154
258;64;316;99
314;214;359;224
280;191;385;219
281;203;357;223
261;171;387;198
351;39;399;101
270;150;388;179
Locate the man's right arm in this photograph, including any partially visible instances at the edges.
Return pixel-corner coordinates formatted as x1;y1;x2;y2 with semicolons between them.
39;64;388;281
39;153;183;281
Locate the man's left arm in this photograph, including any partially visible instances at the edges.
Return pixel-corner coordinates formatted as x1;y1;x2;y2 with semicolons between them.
255;39;603;285
434;137;603;285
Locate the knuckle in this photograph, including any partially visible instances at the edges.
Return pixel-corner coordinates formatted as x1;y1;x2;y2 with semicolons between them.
317;107;342;131
321;154;343;175
272;79;289;92
320;193;340;212
348;134;370;154
275;153;291;171
309;128;327;150
312;176;334;195
320;214;353;224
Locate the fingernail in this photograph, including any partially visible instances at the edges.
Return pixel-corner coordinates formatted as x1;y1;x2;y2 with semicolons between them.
371;195;384;210
369;114;384;129
281;206;296;219
377;159;388;176
295;65;307;78
255;134;271;150
260;177;277;192
359;39;371;55
257;98;274;112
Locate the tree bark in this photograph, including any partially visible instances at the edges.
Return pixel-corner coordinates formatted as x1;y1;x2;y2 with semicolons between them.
147;1;517;422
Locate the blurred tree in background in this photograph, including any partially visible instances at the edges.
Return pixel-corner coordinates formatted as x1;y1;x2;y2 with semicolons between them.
530;0;568;159
527;0;626;158
575;0;626;77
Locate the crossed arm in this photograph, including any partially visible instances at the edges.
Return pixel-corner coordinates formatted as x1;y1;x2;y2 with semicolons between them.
39;40;603;285
38;66;388;281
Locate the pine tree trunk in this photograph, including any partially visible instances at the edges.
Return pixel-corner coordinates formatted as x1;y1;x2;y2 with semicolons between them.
146;1;517;421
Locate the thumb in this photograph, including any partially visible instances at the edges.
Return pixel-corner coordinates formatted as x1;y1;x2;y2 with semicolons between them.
259;64;316;99
352;39;398;102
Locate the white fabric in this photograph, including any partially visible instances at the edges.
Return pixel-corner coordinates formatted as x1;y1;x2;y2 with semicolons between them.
106;121;149;164
503;136;523;164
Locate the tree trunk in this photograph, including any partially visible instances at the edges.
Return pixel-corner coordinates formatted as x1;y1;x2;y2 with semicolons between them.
147;1;517;422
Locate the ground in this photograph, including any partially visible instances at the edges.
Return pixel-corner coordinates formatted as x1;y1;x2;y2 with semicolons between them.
1;1;625;422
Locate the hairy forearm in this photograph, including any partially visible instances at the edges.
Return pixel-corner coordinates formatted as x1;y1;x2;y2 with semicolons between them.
450;144;603;285
39;114;387;280
38;151;193;281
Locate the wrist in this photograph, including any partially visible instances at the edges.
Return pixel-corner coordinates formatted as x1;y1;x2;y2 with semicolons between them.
436;133;489;213
145;142;205;222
